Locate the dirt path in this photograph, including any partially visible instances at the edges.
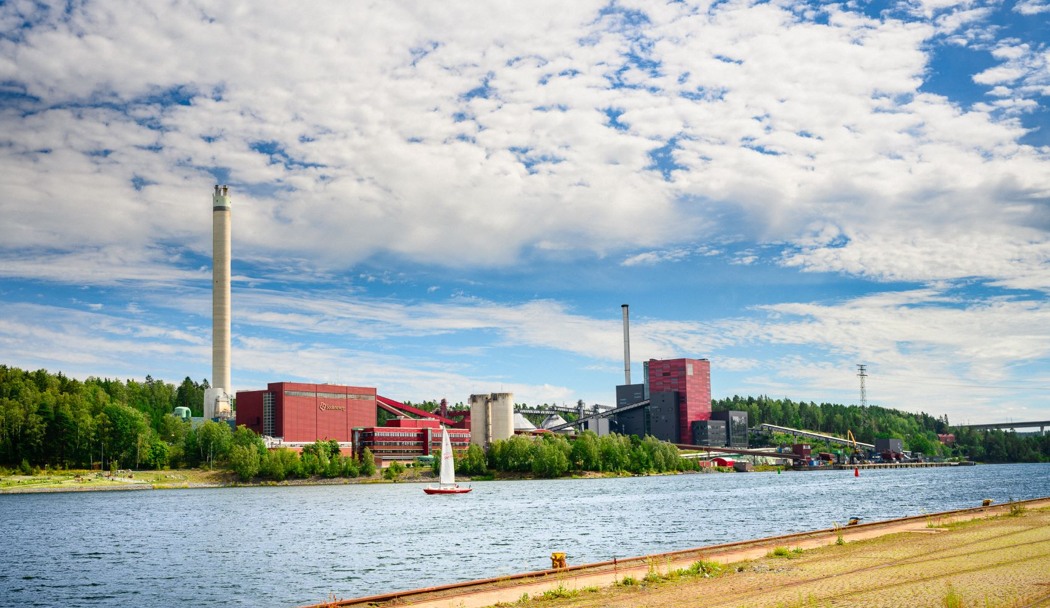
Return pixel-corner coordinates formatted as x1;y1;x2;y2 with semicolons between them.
311;498;1050;608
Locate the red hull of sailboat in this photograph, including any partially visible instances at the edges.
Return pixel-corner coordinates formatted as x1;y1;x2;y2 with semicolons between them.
423;486;472;495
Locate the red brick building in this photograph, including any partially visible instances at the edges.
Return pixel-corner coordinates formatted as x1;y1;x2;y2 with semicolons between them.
236;382;377;442
646;358;712;444
354;417;471;462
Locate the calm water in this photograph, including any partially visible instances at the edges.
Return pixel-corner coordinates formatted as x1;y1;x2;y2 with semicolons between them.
2;463;1049;607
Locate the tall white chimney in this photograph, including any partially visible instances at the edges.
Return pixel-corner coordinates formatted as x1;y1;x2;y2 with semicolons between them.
204;185;232;420
622;304;631;385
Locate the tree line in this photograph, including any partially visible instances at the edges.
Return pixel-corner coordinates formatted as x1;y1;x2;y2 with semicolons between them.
2;365;1048;470
441;431;701;479
0;365;212;470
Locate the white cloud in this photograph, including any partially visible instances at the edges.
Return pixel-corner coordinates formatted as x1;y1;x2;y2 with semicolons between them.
0;0;1044;284
1014;0;1050;15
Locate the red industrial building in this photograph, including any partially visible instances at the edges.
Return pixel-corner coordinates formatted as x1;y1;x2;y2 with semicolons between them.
237;382;377;443
354;417;470;462
646;357;712;444
236;383;469;462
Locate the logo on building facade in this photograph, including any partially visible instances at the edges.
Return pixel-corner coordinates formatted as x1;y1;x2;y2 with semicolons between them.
319;402;346;411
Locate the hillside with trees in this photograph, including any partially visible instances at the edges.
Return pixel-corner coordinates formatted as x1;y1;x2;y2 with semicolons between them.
715;395;1050;462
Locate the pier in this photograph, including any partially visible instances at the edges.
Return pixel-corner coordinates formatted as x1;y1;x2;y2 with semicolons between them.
832;461;975;470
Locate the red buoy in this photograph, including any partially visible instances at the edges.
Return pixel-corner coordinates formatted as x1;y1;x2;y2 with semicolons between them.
854;467;859;477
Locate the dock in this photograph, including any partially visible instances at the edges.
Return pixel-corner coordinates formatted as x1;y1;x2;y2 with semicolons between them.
831;461;975;470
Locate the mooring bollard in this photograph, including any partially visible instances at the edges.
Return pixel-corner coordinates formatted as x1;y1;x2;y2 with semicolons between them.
550;552;567;569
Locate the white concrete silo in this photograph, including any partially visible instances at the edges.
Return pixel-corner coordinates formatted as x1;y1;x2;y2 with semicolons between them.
469;392;514;447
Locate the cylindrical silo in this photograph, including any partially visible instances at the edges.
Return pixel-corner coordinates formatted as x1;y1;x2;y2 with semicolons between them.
489;393;514;441
469;394;489;447
469;392;514;446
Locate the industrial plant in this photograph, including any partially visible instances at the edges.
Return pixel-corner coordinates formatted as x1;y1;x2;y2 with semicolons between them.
201;186;743;462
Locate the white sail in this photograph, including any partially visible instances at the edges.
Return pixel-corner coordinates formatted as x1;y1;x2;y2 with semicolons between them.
439;426;455;486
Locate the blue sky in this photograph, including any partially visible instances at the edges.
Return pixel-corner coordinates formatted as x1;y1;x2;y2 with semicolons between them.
2;0;1050;425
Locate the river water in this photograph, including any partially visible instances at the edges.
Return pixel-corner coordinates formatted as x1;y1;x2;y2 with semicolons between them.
2;463;1049;607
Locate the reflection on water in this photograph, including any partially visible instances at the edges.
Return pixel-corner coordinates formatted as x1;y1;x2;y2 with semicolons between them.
2;463;1048;607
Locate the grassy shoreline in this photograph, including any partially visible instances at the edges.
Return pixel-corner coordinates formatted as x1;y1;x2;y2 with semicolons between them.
0;464;746;494
0;468;384;493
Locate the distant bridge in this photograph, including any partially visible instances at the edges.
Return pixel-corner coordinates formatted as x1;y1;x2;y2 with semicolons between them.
957;420;1050;433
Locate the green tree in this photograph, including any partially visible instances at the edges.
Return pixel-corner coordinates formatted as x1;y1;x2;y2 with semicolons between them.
598;433;630;472
360;448;377;477
97;403;149;468
229;444;261;480
570;430;601;471
260;447;300;481
459;443;488;475
195;420;233;468
530;436;570;478
141;436;169;469
174;377;206;417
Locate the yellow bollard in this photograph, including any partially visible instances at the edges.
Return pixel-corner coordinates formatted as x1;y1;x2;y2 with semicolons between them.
550;552;567;569
982;498;993;507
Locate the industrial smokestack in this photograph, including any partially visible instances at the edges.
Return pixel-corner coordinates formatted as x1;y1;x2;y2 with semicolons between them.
622;304;631;385
204;185;232;420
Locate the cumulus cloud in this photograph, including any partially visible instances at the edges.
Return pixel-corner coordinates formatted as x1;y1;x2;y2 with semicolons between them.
1014;0;1050;15
0;0;1046;280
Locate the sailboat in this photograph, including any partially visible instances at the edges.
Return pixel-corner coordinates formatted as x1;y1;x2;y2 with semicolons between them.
424;426;472;495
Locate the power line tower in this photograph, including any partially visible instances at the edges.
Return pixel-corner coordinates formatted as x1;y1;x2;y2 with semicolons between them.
857;364;868;408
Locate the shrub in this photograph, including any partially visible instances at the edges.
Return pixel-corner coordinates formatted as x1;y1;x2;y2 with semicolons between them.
342;456;360;478
383;461;405;481
685;560;724;577
360;448;377;477
943;584;963;608
540;584;578;599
